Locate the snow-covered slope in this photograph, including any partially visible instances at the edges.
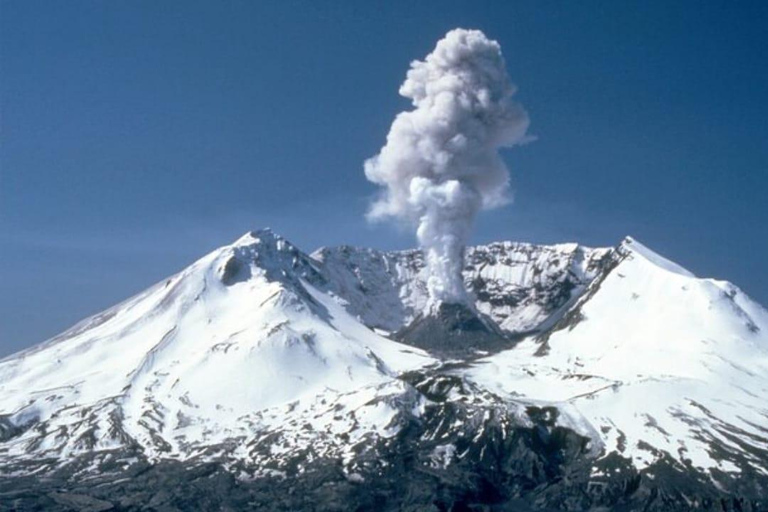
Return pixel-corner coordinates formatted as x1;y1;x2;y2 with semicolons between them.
0;230;432;467
466;237;768;479
1;230;767;510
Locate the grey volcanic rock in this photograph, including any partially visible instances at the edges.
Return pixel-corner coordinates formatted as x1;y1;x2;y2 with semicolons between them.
1;366;765;511
313;240;613;336
395;302;511;357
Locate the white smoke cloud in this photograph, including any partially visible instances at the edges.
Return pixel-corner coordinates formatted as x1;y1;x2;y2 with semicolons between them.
365;28;530;306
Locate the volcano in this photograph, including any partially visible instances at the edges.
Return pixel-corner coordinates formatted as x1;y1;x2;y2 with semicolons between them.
1;230;767;511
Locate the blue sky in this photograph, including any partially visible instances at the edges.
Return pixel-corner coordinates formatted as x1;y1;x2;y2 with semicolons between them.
2;1;767;356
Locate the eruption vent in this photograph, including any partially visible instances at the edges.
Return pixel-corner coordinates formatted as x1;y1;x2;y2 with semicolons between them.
365;28;530;307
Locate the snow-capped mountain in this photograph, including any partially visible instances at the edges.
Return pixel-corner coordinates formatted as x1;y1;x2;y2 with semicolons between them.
1;229;766;511
469;238;768;478
0;231;432;464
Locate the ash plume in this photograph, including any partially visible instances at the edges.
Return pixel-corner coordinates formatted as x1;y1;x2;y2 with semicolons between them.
365;28;530;307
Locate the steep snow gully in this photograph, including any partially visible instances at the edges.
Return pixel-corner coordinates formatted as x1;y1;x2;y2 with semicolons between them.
1;229;767;511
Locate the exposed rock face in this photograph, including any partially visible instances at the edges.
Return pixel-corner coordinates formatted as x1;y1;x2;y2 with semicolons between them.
395;301;510;356
314;239;613;336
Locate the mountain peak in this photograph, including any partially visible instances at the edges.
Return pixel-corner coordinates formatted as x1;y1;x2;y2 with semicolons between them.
218;228;318;288
228;228;303;259
618;235;694;277
232;228;287;248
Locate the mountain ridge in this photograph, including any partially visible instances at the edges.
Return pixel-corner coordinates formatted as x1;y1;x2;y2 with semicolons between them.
1;229;766;511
